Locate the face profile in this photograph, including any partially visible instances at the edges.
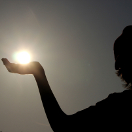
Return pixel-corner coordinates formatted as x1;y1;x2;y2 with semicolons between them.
114;25;132;89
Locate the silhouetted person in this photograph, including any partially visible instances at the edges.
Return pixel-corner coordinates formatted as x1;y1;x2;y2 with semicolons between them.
1;25;132;131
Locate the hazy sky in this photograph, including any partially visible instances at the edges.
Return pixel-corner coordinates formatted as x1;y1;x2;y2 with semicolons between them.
0;0;132;132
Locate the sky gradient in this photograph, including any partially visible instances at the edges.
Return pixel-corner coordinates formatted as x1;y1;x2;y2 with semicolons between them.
0;0;132;132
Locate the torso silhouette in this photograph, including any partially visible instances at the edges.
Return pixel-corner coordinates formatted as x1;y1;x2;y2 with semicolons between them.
66;90;132;131
2;58;132;131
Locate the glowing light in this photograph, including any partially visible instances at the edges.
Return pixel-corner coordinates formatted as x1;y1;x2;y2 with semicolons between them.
16;51;31;64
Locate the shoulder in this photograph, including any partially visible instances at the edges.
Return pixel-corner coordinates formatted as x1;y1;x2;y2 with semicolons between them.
96;90;132;107
67;90;132;131
73;90;132;116
106;90;132;103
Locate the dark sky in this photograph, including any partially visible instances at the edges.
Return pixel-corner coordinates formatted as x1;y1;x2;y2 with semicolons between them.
0;0;132;132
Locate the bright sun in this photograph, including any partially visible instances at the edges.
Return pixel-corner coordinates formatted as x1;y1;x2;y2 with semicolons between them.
17;51;31;64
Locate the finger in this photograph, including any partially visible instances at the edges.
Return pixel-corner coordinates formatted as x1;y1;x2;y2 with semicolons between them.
1;58;15;73
1;58;10;65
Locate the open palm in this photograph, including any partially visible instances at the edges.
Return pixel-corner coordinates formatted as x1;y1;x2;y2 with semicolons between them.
1;58;44;75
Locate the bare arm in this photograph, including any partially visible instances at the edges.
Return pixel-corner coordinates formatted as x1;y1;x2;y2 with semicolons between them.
1;58;69;132
33;71;68;132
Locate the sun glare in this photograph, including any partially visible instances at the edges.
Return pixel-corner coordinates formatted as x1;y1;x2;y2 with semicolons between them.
17;51;31;64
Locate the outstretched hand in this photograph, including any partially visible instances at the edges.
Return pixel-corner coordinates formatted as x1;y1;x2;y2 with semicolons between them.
1;58;45;75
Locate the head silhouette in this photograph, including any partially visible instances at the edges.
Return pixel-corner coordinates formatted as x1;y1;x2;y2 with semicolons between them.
114;25;132;89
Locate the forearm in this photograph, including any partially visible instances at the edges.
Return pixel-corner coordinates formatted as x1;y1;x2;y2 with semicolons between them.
33;72;68;131
1;59;70;131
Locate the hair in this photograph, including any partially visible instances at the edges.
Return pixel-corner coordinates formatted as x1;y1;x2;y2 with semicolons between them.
115;52;132;90
116;67;132;90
